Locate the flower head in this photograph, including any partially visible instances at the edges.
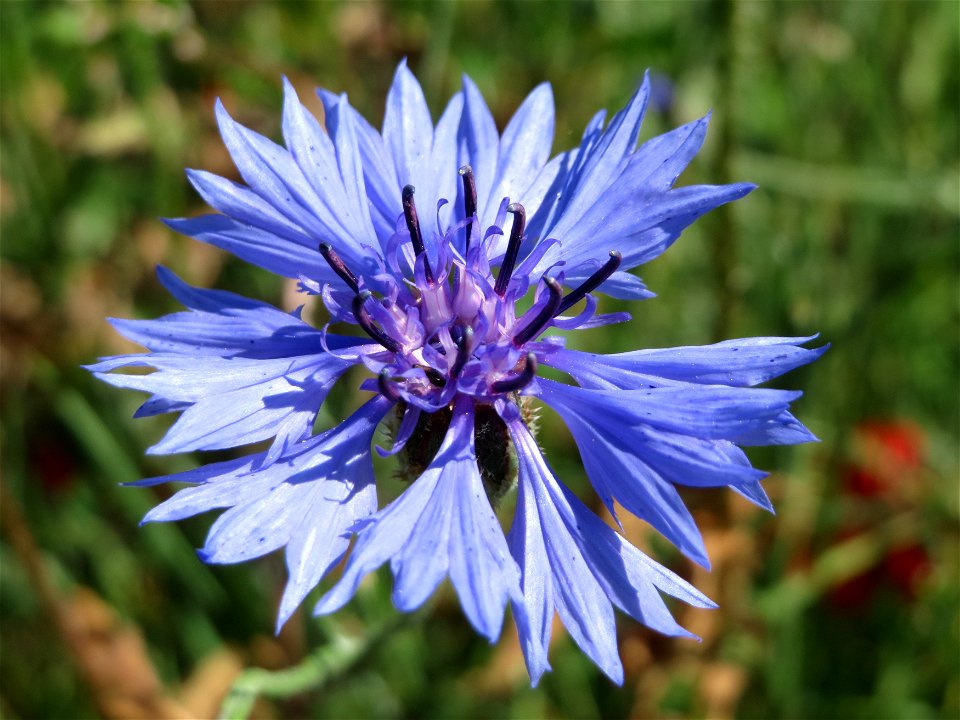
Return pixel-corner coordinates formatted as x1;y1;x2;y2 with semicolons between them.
88;61;824;685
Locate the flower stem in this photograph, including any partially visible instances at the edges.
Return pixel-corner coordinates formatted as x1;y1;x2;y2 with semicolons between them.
217;612;411;720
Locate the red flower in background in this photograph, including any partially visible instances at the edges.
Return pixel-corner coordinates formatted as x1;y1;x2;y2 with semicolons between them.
842;421;926;502
829;421;931;610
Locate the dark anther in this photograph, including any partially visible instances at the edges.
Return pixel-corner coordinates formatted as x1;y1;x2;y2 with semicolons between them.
555;250;623;315
402;185;433;284
378;368;401;401
451;325;474;378
513;277;562;346
353;291;401;354
458;165;478;249
318;243;360;293
491;352;538;394
494;203;526;297
420;365;447;387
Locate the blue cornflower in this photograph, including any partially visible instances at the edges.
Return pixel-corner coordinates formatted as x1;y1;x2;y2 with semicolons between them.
88;61;824;685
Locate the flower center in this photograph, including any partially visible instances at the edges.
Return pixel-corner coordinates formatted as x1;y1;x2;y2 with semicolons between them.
317;165;622;412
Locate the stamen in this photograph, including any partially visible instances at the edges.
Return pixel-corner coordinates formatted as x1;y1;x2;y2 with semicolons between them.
556;250;623;315
513;277;562;346
420;365;446;387
491;352;538;393
353;291;401;354
458;165;478;249
318;243;360;293
494;203;525;297
402;185;433;284
450;325;474;378
378;368;401;401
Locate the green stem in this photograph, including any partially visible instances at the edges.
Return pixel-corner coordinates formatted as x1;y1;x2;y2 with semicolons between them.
218;612;410;720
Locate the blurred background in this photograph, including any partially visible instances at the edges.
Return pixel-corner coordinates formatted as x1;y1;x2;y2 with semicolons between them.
1;1;957;718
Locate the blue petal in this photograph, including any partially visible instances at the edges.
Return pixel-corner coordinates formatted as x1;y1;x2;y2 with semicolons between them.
106;267;375;361
275;397;388;629
526;377;775;516
505;466;553;685
534;377;799;442
571;72;650;183
550;337;827;389
733;410;819;446
526;77;752;283
546;182;757;276
430;90;464;234
636;427;769;489
458;74;500;224
215;99;372;255
382;60;435;206
185;169;316;247
557;480;714;637
281;76;343;203
514;152;566;237
531;378;786;564
280;79;379;255
538;73;651;242
141;397;389;627
508;422;623;684
316;396;520;642
594;270;655;300
539;401;711;568
132;396;191;419
198;480;303;563
91;348;360;455
321;91;383;252
485;83;555;256
107;272;349;360
730;479;775;513
507;414;714;685
316;87;399;240
164;214;332;282
525;110;605;240
134;454;253;495
155;265;266;312
106;312;320;360
629;114;710;192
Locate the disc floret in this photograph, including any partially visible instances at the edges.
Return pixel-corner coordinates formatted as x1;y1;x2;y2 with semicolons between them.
320;170;622;419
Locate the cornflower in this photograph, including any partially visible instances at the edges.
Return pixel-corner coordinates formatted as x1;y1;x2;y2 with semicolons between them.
89;62;824;684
